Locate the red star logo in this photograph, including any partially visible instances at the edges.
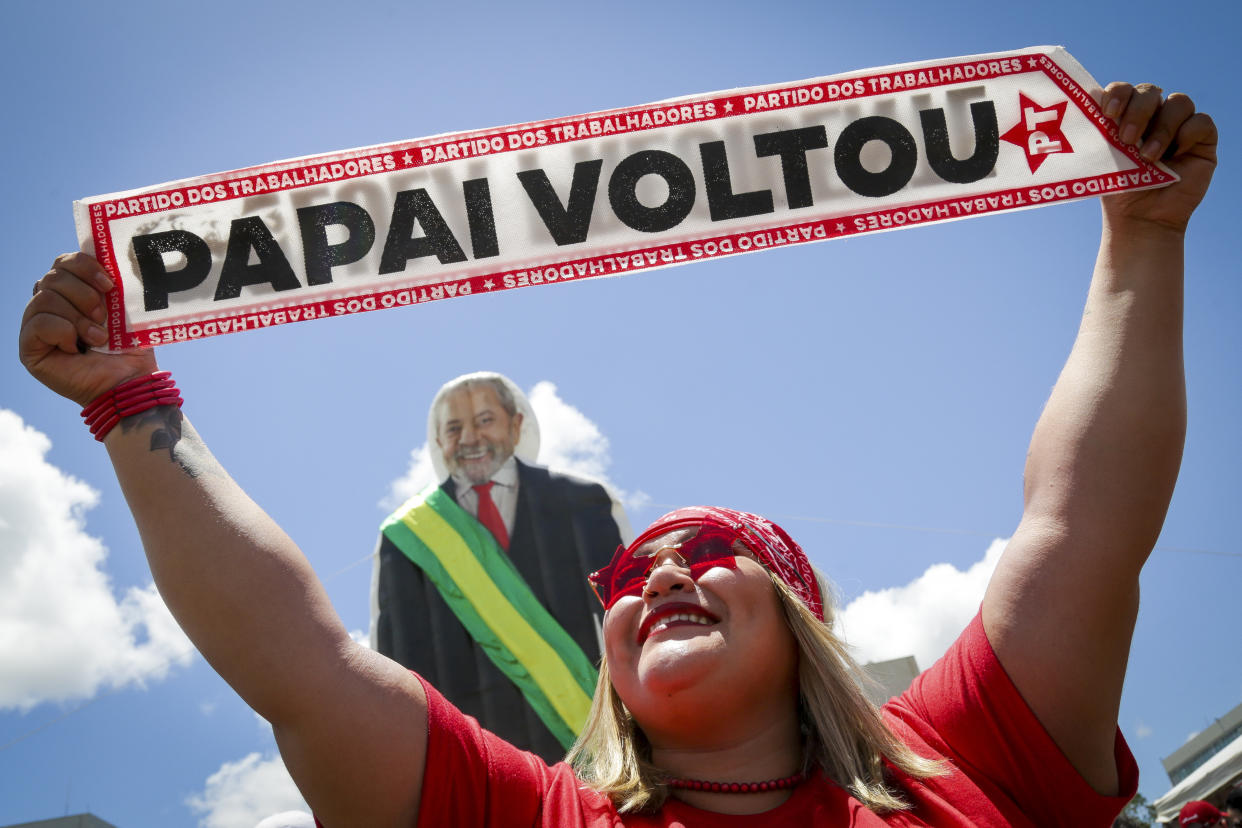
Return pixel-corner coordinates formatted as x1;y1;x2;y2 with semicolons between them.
1001;94;1073;173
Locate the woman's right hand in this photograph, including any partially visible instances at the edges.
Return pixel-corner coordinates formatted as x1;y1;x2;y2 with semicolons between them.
20;252;158;407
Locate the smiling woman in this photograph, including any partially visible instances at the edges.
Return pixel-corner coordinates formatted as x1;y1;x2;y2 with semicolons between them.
570;506;944;816
16;82;1217;826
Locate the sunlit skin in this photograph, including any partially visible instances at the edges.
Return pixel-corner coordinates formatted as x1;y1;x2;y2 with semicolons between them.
603;528;803;814
14;84;1215;825
435;384;523;485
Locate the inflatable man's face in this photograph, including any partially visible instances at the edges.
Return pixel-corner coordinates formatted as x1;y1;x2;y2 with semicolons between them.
436;381;524;485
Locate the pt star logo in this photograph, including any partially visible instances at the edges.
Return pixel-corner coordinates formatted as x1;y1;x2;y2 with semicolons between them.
1001;93;1073;173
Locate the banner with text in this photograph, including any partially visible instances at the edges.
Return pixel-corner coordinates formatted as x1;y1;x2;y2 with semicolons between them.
75;46;1174;350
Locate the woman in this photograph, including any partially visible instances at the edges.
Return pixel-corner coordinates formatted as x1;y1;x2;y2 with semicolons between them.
18;82;1216;826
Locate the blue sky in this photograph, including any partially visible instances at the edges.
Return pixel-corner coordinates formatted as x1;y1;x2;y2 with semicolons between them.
2;1;1239;825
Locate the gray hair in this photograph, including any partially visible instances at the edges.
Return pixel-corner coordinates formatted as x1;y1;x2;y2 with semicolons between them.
432;371;519;437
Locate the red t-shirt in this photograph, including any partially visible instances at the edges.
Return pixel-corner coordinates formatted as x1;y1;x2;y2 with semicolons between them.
414;613;1137;827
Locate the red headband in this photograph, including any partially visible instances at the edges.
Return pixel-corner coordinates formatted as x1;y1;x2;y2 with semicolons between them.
601;506;825;621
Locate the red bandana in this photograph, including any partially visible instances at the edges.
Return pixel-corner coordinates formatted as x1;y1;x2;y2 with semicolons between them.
589;506;824;621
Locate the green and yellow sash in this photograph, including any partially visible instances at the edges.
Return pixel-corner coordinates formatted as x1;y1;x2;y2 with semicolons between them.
381;486;597;748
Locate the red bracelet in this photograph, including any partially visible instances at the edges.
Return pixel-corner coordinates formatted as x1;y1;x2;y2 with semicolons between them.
80;371;183;442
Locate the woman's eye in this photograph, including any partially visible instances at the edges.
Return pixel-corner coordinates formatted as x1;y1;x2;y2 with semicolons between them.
688;539;730;560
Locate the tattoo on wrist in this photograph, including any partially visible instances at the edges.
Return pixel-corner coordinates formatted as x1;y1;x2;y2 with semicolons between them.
119;406;203;478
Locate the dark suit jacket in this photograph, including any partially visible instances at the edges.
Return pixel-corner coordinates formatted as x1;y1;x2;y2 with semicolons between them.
375;459;623;762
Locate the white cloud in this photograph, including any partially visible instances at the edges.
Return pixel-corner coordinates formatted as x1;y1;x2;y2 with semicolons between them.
381;381;648;511
838;538;1007;670
0;409;194;711
529;381;610;482
1135;721;1153;739
254;813;316;828
529;381;648;511
186;752;310;828
381;443;437;511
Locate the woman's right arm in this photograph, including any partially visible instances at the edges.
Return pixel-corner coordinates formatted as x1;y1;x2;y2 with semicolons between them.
20;253;428;826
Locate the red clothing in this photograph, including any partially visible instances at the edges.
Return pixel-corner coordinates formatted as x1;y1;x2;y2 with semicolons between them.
415;613;1137;827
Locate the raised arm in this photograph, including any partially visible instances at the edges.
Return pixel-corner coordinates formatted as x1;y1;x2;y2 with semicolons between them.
19;257;428;826
982;84;1217;793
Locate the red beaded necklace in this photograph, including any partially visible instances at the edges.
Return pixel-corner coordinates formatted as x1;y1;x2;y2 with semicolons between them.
667;770;807;794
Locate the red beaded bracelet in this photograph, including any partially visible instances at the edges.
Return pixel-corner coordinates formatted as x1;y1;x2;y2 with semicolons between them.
80;371;183;442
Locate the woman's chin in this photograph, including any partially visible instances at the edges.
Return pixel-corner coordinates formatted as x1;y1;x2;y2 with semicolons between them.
633;636;727;695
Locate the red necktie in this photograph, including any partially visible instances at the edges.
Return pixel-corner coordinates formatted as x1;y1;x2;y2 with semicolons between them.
472;482;510;550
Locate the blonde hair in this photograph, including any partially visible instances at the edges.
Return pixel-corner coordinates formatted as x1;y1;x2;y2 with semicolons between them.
567;571;945;813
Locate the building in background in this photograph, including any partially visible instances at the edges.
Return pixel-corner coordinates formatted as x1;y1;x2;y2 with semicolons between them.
862;655;921;705
1155;701;1242;824
1165;702;1242;786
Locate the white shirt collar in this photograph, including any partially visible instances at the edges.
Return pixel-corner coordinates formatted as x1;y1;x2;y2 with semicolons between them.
449;453;519;491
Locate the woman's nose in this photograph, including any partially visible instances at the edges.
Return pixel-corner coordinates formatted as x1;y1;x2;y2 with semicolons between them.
642;549;693;601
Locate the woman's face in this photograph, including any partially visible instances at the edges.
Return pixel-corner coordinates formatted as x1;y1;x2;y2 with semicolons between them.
602;526;799;742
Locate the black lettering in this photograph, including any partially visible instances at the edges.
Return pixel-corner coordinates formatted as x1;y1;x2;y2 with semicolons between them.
463;178;499;259
133;230;212;312
516;160;603;245
297;202;376;286
608;150;695;233
214;217;300;301
699;141;773;221
834;116;917;198
920;102;998;184
754;126;828;209
379;189;467;273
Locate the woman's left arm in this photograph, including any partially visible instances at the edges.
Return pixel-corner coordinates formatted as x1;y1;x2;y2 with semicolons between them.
982;83;1217;794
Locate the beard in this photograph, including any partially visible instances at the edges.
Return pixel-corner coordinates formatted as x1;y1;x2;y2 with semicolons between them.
449;441;511;484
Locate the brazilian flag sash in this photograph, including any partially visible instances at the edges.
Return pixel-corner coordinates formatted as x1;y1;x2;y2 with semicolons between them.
381;486;597;748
